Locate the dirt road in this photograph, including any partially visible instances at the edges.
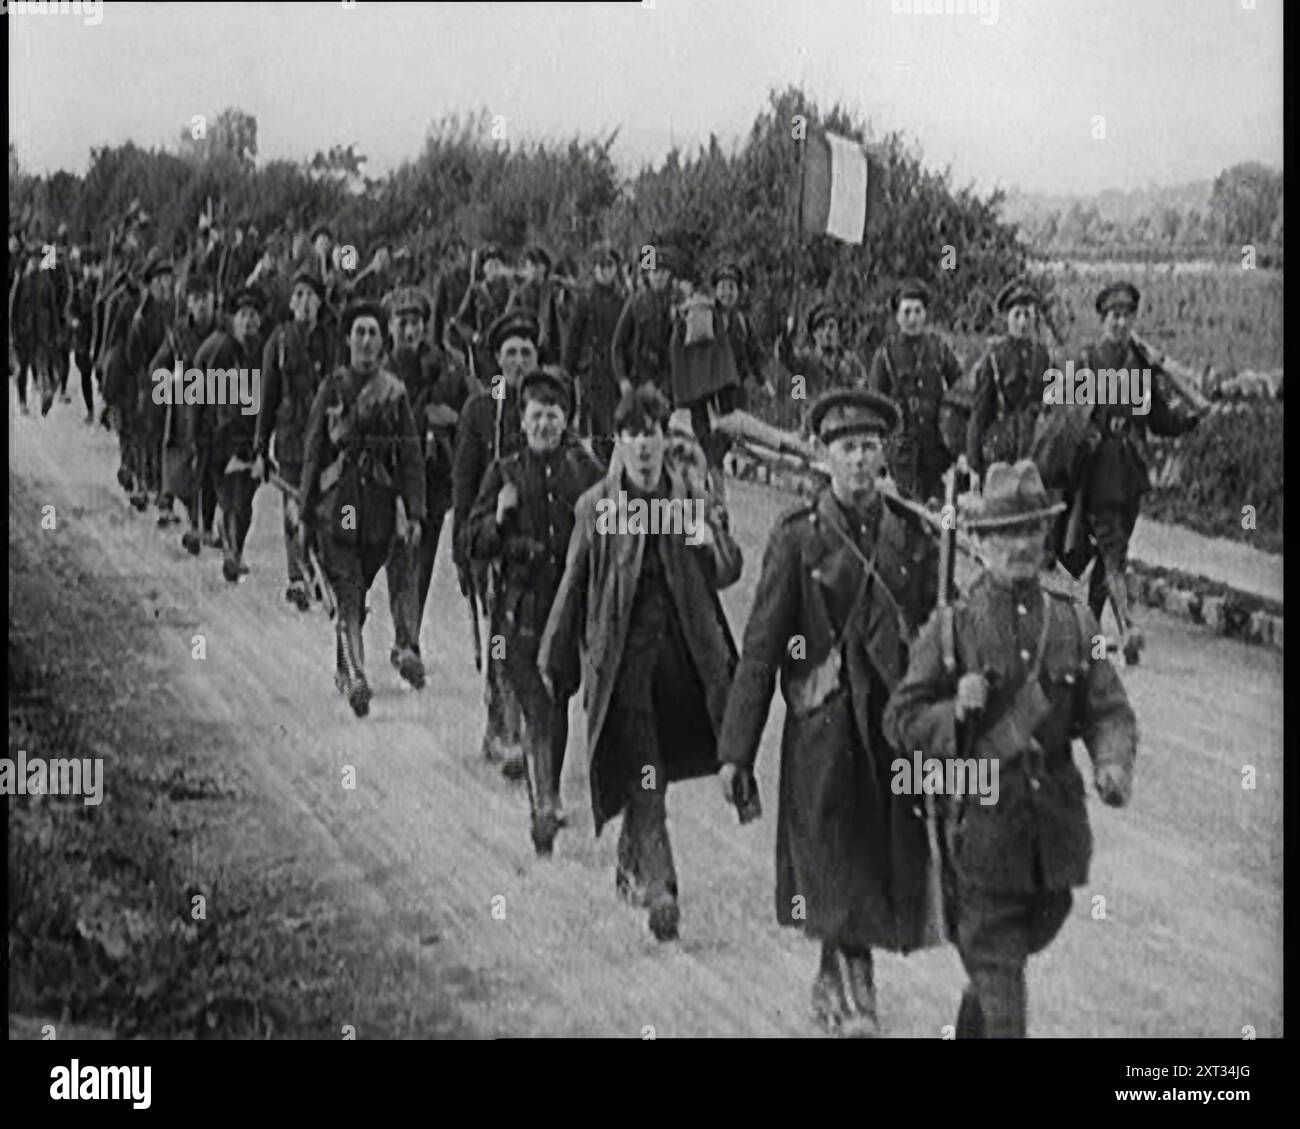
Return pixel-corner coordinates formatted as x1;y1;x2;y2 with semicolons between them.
8;398;1283;1038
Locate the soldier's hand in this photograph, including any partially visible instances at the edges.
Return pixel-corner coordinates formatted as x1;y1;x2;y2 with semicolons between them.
251;453;265;482
496;481;519;523
717;762;739;806
284;496;300;531
1095;763;1132;808
407;519;422;547
955;673;988;720
618;379;633;399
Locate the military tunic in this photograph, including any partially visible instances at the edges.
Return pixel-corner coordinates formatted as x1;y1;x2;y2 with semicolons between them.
717;487;939;950
966;335;1052;478
868;331;963;502
563;279;625;458
611;287;675;399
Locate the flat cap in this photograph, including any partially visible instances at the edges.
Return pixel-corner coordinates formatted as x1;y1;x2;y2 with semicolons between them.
291;266;327;301
519;365;573;413
386;285;431;321
809;388;901;444
230;286;264;313
143;255;175;282
486;309;540;356
480;242;506;264
1095;281;1140;315
590;240;621;265
807;301;840;336
711;261;743;287
340;298;386;334
522;245;552;271
891;277;931;311
309;223;333;241
184;273;215;296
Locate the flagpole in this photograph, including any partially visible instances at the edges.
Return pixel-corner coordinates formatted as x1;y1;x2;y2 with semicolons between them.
790;124;808;345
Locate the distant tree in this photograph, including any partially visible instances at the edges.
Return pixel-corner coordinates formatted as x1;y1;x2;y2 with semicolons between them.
1209;162;1284;246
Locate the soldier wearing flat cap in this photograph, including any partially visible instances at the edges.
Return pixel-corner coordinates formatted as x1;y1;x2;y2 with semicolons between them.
712;261;765;403
125;251;177;511
254;266;335;605
147;272;217;542
380;285;472;687
298;299;427;717
868;278;964;504
563;241;626;465
452;242;515;381
508;245;564;366
885;460;1138;1037
1055;280;1202;652
452;309;544;772
611;243;678;400
777;302;869;408
467;366;602;853
966;279;1053;482
717;387;942;1037
191;286;265;583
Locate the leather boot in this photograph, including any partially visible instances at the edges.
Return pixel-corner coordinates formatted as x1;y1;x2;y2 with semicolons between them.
970;967;1027;1038
837;947;880;1038
811;943;854;1036
956;984;985;1038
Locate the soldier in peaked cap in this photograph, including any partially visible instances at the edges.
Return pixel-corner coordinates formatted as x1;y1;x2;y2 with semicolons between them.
508;244;564;366
452;308;543;773
299;298;427;717
966;279;1053;483
255;265;335;605
192;286;265;583
452;242;514;380
717;387;941;1037
563;241;626;465
1054;279;1203;658
776;301;868;404
611;244;678;400
885;460;1138;1037
380;284;472;687
868;278;964;504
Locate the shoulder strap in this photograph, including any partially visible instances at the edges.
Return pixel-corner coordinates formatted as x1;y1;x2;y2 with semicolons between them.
990;346;1005;414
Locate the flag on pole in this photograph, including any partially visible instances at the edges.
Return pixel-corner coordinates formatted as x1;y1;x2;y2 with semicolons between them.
800;130;870;244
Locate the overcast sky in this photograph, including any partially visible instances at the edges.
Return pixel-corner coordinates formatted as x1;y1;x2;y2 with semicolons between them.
7;0;1284;196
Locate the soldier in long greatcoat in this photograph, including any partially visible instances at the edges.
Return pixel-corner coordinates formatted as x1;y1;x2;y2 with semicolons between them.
716;388;940;1037
610;248;677;401
885;460;1138;1037
126;254;177;513
562;241;625;466
539;386;742;941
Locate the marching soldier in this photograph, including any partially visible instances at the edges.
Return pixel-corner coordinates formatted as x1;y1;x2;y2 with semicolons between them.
712;261;767;405
99;266;144;494
884;460;1138;1038
255;266;333;608
9;241;64;417
507;246;564;366
777;302;868;403
562;241;625;466
69;253;100;423
1063;281;1203;643
452;310;543;774
147;273;217;542
193;287;264;582
966;279;1053;483
610;246;677;401
716;388;940;1037
453;242;514;381
299;300;427;718
466;367;602;854
868;279;964;503
539;386;742;941
382;285;471;686
126;253;177;515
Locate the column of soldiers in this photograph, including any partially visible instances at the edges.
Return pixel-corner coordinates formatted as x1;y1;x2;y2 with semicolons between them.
16;214;1210;1035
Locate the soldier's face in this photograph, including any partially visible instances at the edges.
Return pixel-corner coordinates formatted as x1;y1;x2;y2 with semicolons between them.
290;282;321;324
1102;307;1132;343
314;235;332;259
233;305;261;342
349;316;383;367
498;336;538;382
187;290;215;326
594;261;617;286
483;257;506;280
522;396;566;453
391;313;425;354
715;279;739;308
896;299;927;335
826;432;885;497
618;423;666;488
647;267;671;292
983;525;1046;582
1006;304;1035;338
814;319;839;351
150;274;173;303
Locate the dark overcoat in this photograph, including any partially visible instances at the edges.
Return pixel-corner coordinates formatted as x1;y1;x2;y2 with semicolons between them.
538;469;743;831
966;335;1052;477
883;574;1138;893
716;487;940;951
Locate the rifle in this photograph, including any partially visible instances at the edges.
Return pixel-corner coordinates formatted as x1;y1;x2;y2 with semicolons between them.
265;471;338;619
1129;331;1214;415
